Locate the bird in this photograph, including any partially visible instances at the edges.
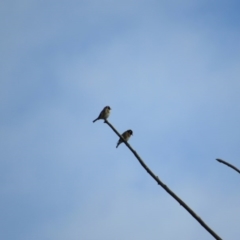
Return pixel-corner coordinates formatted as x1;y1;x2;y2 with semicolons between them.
93;106;111;123
116;129;133;148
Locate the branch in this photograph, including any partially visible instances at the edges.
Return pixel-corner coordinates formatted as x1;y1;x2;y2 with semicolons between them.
216;158;240;174
104;120;222;240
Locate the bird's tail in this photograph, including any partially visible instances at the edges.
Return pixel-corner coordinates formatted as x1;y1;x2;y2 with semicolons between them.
92;118;98;123
116;141;121;148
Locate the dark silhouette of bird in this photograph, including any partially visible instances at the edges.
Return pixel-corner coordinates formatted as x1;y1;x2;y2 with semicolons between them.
93;106;111;123
116;129;133;148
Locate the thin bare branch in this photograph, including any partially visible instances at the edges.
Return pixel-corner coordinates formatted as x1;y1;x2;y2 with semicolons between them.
104;119;223;240
216;158;240;174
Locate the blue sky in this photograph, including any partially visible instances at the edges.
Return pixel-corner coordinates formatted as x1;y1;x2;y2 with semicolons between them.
1;0;240;239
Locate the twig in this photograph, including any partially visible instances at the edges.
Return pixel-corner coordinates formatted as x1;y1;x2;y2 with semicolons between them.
104;119;223;240
216;159;240;174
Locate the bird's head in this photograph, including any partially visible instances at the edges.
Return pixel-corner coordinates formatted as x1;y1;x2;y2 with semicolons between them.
128;130;133;136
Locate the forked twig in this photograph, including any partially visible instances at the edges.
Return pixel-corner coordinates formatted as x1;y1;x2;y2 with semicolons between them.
103;119;222;240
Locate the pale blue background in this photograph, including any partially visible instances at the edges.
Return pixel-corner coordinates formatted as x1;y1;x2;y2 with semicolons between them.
1;1;240;239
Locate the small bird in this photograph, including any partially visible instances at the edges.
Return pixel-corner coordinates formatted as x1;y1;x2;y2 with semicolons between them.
116;129;133;148
93;106;111;123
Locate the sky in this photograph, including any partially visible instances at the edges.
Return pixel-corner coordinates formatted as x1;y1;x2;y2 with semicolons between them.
1;0;240;239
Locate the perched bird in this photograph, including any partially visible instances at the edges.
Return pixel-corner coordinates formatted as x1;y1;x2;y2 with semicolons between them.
116;129;133;148
93;106;111;123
